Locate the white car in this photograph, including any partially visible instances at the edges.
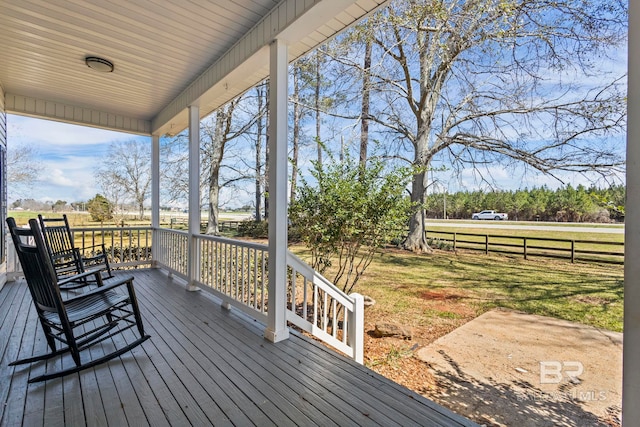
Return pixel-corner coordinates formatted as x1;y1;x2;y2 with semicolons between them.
472;210;508;220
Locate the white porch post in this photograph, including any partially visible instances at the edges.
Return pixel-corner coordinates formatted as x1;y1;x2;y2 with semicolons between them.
151;134;160;267
151;135;160;229
264;39;290;343
187;105;200;291
624;2;639;424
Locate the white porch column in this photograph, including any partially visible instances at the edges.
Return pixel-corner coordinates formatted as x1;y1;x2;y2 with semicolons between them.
151;134;160;268
264;39;290;343
624;2;639;424
187;105;200;291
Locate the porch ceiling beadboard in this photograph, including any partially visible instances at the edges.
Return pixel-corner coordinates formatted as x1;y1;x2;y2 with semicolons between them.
0;0;388;136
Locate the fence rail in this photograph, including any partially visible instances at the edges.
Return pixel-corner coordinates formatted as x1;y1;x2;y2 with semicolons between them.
426;230;624;264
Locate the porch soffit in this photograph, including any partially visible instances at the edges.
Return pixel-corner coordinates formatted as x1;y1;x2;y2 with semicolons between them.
0;0;388;136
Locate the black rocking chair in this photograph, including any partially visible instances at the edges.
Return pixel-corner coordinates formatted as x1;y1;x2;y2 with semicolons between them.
38;214;113;290
7;217;150;383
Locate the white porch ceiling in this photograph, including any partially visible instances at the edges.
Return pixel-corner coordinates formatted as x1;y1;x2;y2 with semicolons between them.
0;0;387;136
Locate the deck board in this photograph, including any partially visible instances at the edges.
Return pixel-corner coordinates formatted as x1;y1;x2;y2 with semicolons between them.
0;269;477;427
135;275;331;426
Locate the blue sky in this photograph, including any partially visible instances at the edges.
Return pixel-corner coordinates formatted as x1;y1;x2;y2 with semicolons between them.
7;111;625;207
7;114;149;203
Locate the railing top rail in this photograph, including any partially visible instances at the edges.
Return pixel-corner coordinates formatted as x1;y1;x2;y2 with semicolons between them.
156;227;189;236
287;251;354;309
71;226;153;232
196;233;269;251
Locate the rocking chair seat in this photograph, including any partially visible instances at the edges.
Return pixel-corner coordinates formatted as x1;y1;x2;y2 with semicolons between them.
40;281;131;324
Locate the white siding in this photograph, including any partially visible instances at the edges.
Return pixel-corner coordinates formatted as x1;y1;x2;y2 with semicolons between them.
5;94;152;135
0;82;6;290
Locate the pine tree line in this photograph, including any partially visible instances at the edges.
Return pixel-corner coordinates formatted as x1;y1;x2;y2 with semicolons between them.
425;185;625;223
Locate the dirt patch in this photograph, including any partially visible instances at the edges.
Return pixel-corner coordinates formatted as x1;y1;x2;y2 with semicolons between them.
419;290;464;300
571;295;614;305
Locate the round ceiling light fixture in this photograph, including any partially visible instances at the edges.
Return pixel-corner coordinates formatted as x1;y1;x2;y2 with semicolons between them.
85;56;114;73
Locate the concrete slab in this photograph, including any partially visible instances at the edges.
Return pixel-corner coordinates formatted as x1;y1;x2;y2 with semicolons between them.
417;309;622;426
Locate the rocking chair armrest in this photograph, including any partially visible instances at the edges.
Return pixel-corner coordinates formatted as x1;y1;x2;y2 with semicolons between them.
63;275;135;304
57;268;104;287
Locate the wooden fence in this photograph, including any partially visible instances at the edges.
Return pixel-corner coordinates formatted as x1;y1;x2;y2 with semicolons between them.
167;218;243;231
425;230;624;264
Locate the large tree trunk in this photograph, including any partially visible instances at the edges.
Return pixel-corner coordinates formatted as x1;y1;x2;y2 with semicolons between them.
403;25;444;253
206;108;228;235
315;51;323;167
264;121;270;220
255;84;265;221
403;166;432;253
207;170;220;234
290;66;301;201
359;39;371;168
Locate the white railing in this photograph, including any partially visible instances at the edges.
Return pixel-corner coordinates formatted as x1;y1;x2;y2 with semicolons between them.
286;252;364;363
154;229;364;362
7;224;364;363
73;226;153;268
7;226;154;279
154;228;189;279
195;234;269;323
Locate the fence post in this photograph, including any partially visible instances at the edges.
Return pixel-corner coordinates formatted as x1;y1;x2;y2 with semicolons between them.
571;240;575;263
485;234;489;254
348;293;365;364
524;237;527;260
453;232;457;251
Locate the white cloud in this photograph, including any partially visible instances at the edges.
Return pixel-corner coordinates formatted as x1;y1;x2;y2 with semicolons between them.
7;115;145;203
46;168;75;187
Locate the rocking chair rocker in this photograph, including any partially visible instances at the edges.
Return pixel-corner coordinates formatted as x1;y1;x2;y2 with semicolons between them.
37;214;113;290
7;217;150;383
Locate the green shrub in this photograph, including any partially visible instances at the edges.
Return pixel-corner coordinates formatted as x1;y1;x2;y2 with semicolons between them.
289;155;414;294
237;220;269;238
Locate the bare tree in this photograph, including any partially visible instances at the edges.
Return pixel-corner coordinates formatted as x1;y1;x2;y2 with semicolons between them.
7;143;42;198
97;139;151;220
314;50;324;167
290;65;302;201
357;0;626;252
202;96;263;234
254;83;267;221
360;38;372;168
160;136;189;205
160;90;266;230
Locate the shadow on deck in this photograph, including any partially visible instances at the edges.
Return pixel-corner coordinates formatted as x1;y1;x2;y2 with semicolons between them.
0;268;476;426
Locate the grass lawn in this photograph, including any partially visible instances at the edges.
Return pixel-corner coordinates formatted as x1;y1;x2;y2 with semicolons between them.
426;225;624;243
292;245;624;335
427;219;625;229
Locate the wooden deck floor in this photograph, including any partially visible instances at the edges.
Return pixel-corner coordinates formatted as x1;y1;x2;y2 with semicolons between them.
0;268;476;426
